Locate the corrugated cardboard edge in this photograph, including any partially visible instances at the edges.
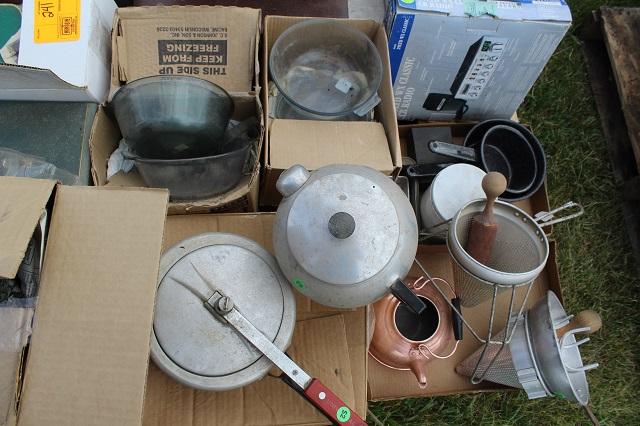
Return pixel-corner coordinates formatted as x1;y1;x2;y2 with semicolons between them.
0;177;55;279
260;16;402;207
17;186;168;426
0;308;33;426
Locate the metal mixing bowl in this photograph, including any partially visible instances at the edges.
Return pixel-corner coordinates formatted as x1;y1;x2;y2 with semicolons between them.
110;76;234;160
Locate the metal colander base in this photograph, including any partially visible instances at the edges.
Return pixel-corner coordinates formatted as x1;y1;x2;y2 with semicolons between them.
456;325;521;389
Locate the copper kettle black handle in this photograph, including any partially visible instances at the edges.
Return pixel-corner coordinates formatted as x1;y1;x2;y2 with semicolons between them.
451;297;463;341
390;279;426;315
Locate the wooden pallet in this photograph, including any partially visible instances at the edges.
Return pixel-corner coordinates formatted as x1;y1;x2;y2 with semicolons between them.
581;7;640;267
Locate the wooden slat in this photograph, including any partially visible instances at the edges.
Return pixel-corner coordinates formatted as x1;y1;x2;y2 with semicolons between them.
601;7;640;171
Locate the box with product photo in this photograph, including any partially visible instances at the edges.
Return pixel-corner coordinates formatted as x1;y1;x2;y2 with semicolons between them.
385;0;572;121
0;0;117;102
260;15;402;207
0;178;368;426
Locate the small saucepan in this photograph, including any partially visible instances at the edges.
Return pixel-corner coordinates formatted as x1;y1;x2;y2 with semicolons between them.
428;120;546;201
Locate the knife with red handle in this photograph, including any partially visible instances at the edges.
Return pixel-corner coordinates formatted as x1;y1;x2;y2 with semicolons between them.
304;378;366;425
207;293;367;426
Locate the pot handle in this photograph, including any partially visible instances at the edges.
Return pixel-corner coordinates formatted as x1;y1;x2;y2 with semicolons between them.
428;141;478;162
390;279;426;315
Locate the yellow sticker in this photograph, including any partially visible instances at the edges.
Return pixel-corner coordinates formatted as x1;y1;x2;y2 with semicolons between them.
34;0;81;43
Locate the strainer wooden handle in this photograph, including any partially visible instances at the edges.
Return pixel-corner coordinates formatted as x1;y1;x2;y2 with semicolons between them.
557;310;602;338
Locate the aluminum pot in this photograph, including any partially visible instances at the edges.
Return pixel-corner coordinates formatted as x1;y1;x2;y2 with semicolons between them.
369;276;460;388
420;163;486;235
126;138;252;201
273;164;425;312
110;75;234;159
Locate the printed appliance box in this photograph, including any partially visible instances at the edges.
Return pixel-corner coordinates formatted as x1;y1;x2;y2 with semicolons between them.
385;0;572;121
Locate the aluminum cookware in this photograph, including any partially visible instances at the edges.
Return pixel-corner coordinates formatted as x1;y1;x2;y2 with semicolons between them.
110;75;234;159
428;120;546;201
420;163;486;235
127;137;252;201
150;233;296;391
273;164;425;312
457;291;599;405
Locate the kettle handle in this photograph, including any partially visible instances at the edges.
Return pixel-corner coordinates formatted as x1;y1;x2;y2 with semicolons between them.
390;280;426;315
276;164;310;197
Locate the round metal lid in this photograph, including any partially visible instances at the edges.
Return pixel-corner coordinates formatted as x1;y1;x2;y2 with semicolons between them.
150;233;296;391
286;170;400;285
431;164;486;221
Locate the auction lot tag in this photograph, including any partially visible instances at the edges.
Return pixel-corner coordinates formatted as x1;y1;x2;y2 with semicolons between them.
34;0;80;43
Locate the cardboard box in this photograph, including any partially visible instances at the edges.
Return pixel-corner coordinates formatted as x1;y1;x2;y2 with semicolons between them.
110;6;261;95
369;120;562;399
385;0;572;121
368;242;563;400
260;16;402;207
0;0;117;102
0;178;169;426
1;179;368;426
90;94;264;215
0;178;54;426
145;213;368;426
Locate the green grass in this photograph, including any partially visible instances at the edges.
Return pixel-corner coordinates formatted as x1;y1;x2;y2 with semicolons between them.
371;1;640;424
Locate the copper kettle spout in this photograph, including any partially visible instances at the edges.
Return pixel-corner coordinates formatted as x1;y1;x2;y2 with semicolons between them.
409;352;428;388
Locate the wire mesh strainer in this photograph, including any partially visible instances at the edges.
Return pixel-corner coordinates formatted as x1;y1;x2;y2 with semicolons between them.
456;315;548;398
447;200;549;307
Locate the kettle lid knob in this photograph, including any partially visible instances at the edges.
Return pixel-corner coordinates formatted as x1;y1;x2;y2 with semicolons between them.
277;164;310;198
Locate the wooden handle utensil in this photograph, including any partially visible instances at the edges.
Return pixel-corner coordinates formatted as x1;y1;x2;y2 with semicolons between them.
557;310;602;338
465;172;507;265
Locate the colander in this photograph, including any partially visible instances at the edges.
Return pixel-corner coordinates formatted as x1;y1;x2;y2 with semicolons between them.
456;291;598;405
456;316;549;399
448;199;548;307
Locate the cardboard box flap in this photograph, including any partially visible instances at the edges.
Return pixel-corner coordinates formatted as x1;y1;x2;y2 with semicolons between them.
17;186;168;426
114;6;261;93
269;120;394;172
395;0;572;22
0;177;55;279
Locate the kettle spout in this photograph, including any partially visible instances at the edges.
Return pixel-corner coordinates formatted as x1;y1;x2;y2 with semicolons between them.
409;358;428;389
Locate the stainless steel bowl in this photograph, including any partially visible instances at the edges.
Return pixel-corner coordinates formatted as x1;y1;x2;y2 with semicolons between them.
128;138;252;201
110;76;234;160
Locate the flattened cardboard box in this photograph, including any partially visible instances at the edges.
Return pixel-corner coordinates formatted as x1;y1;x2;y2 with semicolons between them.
260;16;401;206
90;94;263;214
143;213;368;426
111;6;261;94
11;183;169;426
0;178;55;426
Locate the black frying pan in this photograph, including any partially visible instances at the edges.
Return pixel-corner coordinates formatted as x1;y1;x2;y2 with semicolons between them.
428;120;546;201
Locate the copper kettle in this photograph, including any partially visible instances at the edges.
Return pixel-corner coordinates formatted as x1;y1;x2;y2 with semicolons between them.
369;276;462;388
